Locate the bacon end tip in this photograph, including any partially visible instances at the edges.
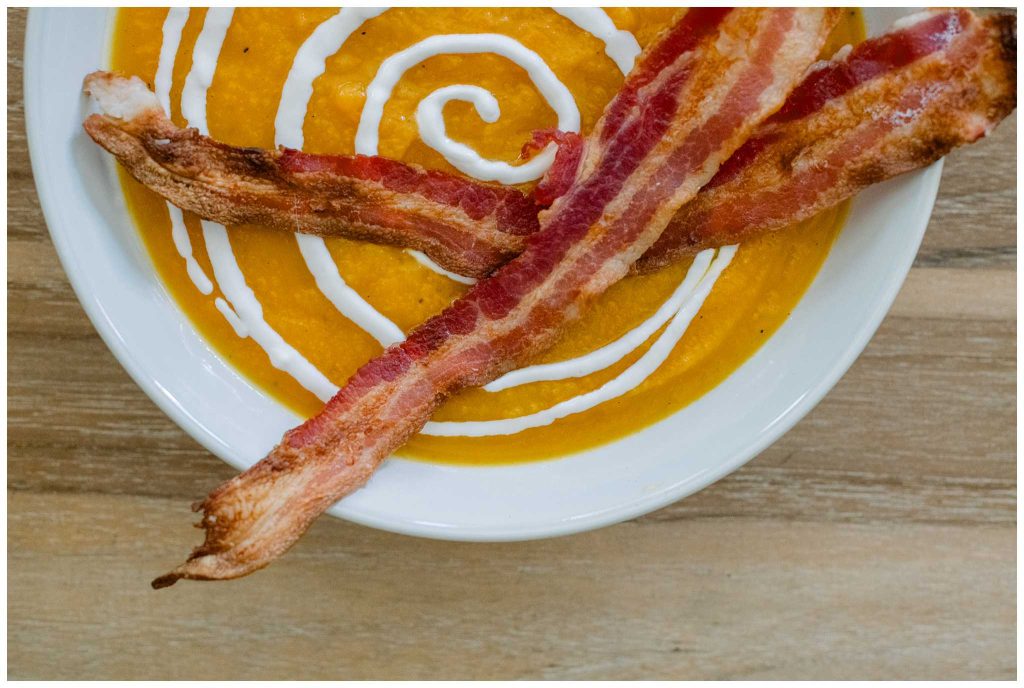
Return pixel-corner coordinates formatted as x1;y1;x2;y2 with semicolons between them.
83;70;161;121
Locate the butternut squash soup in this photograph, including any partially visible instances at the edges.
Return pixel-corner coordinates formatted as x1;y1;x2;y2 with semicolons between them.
110;8;863;464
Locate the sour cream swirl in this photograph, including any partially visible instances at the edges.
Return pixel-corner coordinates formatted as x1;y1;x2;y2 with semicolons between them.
161;7;736;437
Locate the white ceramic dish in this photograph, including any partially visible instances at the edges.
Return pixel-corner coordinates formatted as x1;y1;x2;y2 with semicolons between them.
25;8;938;541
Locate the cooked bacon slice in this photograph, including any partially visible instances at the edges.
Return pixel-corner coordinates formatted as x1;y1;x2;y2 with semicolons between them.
151;8;840;586
636;9;1017;271
82;71;538;279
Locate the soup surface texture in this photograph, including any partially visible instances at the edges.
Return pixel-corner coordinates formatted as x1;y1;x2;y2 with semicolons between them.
111;8;863;464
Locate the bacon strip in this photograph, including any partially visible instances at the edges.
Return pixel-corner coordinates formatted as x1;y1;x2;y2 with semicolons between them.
636;8;1017;272
152;8;840;586
84;9;1016;281
82;72;538;279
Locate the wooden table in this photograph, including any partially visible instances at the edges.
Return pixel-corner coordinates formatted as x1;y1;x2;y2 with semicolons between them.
7;9;1015;679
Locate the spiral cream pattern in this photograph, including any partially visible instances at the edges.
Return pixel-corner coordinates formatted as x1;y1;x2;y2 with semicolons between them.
159;7;736;436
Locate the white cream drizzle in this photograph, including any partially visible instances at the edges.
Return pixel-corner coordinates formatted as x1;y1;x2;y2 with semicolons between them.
203;220;337;400
274;6;389;150
166;204;213;295
276;6;387;149
891;9;940;31
406;249;478;285
155;7;188;116
484;249;715;392
553;7;641;74
422;246;737;437
215;296;248;337
274;7;415;339
414;83;557;185
157;8;213;296
182;8;338;401
180;8;233;136
295;233;405;347
160;7;740;435
358;33;579;184
830;43;853;62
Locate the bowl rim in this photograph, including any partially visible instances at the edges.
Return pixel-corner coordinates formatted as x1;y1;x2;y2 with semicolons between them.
23;6;940;542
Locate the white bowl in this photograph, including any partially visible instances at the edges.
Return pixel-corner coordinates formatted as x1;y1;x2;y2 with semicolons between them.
25;8;939;541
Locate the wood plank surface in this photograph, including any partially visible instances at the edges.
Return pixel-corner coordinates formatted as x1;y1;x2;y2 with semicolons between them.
6;8;1016;680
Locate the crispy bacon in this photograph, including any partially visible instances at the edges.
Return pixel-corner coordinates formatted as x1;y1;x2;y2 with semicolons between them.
636;8;1017;272
152;8;840;586
82;71;538;279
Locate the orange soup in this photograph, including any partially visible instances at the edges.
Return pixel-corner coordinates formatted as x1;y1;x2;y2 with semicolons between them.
110;8;864;464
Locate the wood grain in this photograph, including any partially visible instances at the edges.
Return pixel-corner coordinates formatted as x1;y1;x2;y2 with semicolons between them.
7;8;1016;680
